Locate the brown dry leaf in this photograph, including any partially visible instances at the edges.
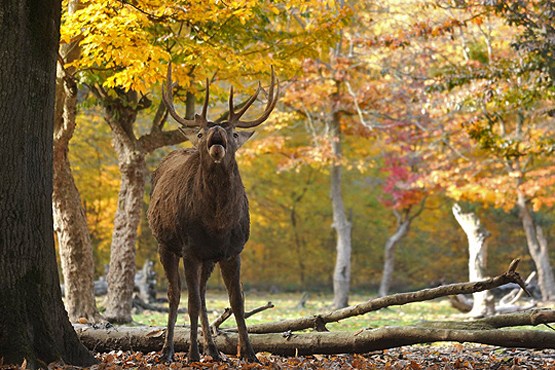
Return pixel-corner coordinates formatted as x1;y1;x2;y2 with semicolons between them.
409;359;422;369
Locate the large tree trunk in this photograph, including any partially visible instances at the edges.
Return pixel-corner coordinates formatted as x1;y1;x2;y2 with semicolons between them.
103;101;146;323
52;0;100;323
0;2;96;367
379;210;411;297
452;203;495;316
330;111;352;309
516;191;555;301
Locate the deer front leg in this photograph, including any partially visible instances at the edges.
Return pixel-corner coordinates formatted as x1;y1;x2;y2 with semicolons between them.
184;257;202;362
219;255;258;362
159;247;181;362
199;261;221;361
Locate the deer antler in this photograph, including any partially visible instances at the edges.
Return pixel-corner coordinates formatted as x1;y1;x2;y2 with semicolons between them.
162;62;208;128
228;66;280;129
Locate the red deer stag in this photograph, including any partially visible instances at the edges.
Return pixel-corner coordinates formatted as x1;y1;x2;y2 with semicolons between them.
148;64;279;363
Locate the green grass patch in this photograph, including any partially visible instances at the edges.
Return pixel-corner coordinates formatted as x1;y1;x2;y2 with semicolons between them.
132;292;459;331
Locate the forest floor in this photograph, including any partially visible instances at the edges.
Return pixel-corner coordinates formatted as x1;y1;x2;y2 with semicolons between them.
87;345;555;369
44;292;555;369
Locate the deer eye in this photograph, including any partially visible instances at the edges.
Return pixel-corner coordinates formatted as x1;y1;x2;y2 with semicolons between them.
233;132;239;138
197;132;203;139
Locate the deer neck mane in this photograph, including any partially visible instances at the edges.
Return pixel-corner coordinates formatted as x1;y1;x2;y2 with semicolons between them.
191;153;245;230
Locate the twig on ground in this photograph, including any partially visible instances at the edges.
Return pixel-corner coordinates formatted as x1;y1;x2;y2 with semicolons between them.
211;301;275;332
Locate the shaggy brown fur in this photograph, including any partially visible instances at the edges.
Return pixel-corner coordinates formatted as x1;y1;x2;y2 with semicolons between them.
148;124;257;363
148;65;278;364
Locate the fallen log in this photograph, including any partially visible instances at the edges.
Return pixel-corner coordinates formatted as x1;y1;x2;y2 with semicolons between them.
76;259;549;356
75;317;555;355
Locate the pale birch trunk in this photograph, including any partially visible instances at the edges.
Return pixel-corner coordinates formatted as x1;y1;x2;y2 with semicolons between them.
378;211;410;297
452;203;494;316
516;191;555;301
330;111;352;309
52;0;100;322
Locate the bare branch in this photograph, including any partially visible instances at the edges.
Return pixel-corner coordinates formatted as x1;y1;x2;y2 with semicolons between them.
246;259;527;334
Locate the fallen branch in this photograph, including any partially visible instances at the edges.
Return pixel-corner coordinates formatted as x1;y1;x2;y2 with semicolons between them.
246;259;527;334
418;308;555;330
132;294;187;314
210;302;274;331
75;312;555;355
499;271;537;306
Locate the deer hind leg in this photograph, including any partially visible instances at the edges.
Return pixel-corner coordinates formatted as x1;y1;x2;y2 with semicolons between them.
219;255;258;362
199;261;221;360
184;257;202;362
159;247;181;362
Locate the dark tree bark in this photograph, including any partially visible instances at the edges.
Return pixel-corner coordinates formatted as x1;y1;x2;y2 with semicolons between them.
0;1;96;367
53;0;101;323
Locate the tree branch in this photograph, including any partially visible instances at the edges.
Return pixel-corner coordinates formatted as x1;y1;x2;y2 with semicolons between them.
211;302;275;331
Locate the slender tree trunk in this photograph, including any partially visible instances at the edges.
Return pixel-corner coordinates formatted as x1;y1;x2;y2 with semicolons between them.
103;104;146;323
89;88;185;323
452;203;494;316
291;205;306;288
0;1;96;367
516;191;555;301
52;0;100;323
330;111;352;309
379;210;411;297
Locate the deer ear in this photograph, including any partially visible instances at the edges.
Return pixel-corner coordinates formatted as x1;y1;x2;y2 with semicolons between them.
179;127;202;147
234;131;254;148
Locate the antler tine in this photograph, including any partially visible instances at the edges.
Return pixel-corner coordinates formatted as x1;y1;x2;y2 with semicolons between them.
228;85;235;121
201;78;209;120
162;62;200;128
234;66;279;129
232;82;262;121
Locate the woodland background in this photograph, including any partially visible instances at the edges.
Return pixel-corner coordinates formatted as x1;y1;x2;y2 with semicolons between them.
3;0;555;367
53;0;554;319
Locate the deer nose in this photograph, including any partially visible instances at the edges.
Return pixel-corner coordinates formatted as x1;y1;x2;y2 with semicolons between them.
207;126;227;148
207;126;227;163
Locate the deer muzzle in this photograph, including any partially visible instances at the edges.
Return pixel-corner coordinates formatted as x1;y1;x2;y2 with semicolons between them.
207;126;227;163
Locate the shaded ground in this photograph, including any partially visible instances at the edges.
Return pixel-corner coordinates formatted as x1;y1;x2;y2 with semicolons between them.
37;345;555;369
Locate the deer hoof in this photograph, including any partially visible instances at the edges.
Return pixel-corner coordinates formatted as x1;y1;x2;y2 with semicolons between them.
161;347;175;363
207;345;222;362
242;350;260;363
187;351;201;363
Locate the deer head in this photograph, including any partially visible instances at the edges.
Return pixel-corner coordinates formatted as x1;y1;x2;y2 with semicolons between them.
162;64;279;164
